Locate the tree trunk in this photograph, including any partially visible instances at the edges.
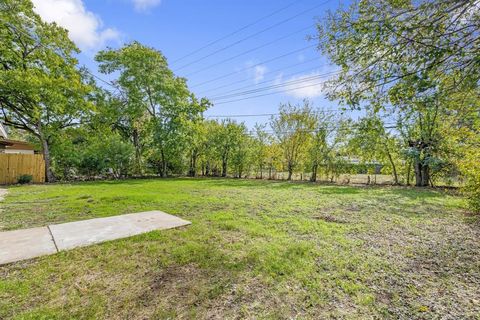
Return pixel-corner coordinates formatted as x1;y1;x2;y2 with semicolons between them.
406;160;412;186
132;129;142;175
159;149;167;178
221;157;227;177
188;150;197;177
287;161;293;180
414;158;430;187
421;164;430;187
40;136;55;182
310;163;318;182
385;148;399;185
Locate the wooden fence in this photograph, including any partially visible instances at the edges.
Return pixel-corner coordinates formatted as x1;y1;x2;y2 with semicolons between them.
0;154;45;184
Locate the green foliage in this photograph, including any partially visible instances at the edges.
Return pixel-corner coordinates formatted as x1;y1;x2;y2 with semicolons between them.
0;1;477;213
95;42;210;177
17;174;32;184
271;100;316;180
50;129;134;180
316;0;479;191
78;134;134;179
0;0;93;182
459;133;480;213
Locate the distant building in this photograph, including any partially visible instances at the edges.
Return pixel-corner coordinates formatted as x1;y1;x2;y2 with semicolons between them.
342;156;383;174
0;123;36;154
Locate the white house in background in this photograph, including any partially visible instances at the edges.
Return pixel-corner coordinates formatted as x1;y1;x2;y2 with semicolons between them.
0;123;36;154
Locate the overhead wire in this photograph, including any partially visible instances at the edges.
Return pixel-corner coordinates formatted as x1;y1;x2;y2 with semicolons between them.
190;44;317;88
184;24;316;77
175;0;332;72
195;57;320;96
212;79;329;105
210;70;340;100
171;0;305;64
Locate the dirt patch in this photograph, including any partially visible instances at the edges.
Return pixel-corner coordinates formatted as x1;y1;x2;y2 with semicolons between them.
0;188;7;202
353;215;480;318
134;265;302;319
312;214;349;224
132;264;217;319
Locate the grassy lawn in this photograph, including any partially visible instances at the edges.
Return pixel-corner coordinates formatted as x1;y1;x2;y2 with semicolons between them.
0;178;479;319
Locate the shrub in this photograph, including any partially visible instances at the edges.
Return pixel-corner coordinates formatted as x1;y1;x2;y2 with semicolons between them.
18;174;33;184
460;149;480;214
465;177;480;214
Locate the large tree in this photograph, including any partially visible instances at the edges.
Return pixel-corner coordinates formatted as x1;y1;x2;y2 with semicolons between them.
95;42;209;177
211;119;247;178
307;111;338;183
271;101;316;180
0;0;92;182
316;0;480;186
251;123;270;179
348;115;401;185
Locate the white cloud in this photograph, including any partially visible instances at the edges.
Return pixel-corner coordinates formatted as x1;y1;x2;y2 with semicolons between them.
280;71;326;99
132;0;162;12
32;0;120;50
244;61;268;84
253;65;267;84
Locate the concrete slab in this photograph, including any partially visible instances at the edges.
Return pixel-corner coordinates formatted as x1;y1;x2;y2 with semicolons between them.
49;211;191;251
0;227;57;265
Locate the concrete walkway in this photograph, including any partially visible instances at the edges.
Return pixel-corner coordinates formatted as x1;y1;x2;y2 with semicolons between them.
0;211;190;265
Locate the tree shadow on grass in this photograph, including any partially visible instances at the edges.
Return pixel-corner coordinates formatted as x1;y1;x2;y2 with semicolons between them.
378;186;450;200
46;178;453;201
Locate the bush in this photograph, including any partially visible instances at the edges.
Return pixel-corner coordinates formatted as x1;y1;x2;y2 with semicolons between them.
465;177;480;214
78;134;134;179
460;149;480;214
18;174;33;184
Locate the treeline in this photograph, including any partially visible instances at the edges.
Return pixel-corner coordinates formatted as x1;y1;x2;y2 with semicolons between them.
0;0;479;212
17;96;468;189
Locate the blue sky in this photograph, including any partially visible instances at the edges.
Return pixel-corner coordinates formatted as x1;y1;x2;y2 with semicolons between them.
32;0;354;128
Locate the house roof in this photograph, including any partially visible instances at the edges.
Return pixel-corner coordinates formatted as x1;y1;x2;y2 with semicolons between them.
0;139;36;150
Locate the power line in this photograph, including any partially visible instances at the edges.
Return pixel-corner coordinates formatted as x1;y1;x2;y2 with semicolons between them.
206;109;350;118
210;70;340;100
207;113;278;118
206;107;395;118
175;0;332;72
171;0;304;64
196;57;320;96
208;64;333;98
212;79;330;105
184;24;316;77
190;44;316;88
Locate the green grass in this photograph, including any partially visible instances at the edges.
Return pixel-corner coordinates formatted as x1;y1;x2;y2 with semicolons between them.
0;178;479;319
